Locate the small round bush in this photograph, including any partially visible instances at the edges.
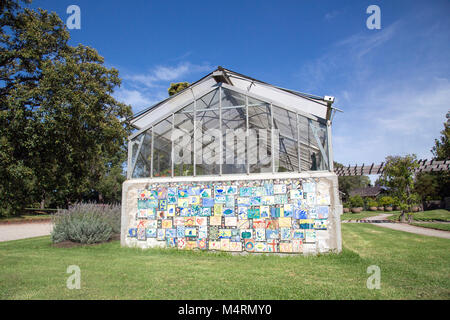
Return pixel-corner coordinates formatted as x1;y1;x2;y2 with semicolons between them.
51;203;121;244
378;196;394;207
349;195;364;208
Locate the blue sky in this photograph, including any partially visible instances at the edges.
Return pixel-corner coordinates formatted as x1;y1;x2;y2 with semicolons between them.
29;0;450;168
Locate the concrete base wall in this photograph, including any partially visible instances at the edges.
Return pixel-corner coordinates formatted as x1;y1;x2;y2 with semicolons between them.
121;171;342;255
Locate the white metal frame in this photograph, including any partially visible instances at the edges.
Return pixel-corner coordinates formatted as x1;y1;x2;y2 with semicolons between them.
126;170;336;184
128;82;333;179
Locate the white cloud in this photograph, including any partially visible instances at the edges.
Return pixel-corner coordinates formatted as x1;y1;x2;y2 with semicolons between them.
124;74;159;88
114;88;158;110
124;62;212;88
115;61;213;113
298;22;401;93
153;64;190;81
334;21;400;59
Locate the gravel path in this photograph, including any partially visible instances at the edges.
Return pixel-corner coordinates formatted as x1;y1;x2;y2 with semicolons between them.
342;213;450;239
349;213;450;239
342;213;392;223
372;222;450;239
365;213;393;221
0;222;53;242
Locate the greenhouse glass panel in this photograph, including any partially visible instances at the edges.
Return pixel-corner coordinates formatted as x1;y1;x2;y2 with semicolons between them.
221;88;247;174
196;88;220;111
297;114;313;171
196;116;220;174
308;119;329;171
221;87;246;108
272;105;299;172
247;96;272;173
195;88;220;175
130;136;139;174
173;104;194;176
152;116;172;177
131;128;152;178
127;85;331;178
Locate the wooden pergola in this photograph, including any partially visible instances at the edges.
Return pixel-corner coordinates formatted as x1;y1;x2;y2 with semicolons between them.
334;159;450;176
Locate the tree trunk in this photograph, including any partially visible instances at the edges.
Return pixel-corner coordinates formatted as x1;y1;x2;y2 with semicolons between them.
400;211;406;223
40;190;46;209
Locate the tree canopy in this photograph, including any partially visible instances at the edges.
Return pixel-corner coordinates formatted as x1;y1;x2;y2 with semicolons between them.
377;154;419;220
432;111;450;161
0;1;131;215
168;82;190;96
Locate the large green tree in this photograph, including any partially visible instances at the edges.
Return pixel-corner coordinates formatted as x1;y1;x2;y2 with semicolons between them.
378;155;419;222
414;172;440;201
0;1;131;215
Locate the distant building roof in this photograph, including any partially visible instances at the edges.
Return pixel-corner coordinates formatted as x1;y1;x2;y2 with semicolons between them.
349;186;387;197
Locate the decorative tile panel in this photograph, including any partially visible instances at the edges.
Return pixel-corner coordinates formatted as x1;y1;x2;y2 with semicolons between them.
124;177;338;254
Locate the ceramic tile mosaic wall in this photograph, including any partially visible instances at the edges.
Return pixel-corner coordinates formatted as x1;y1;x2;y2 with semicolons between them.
124;178;335;254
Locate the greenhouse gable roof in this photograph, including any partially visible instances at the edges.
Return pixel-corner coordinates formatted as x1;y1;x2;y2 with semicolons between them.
128;66;334;130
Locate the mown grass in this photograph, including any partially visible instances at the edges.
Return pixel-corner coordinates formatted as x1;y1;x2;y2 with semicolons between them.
0;224;449;300
410;223;450;232
388;209;450;222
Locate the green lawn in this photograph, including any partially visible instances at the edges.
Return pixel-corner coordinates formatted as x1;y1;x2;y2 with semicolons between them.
411;222;450;232
388;209;450;222
340;211;397;221
0;224;449;300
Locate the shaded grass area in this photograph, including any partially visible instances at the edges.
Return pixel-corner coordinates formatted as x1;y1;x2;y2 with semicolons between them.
388;209;450;222
340;211;397;221
0;224;449;299
411;223;450;232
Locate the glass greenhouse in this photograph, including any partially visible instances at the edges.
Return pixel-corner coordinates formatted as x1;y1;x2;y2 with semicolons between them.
121;67;343;254
127;67;337;179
